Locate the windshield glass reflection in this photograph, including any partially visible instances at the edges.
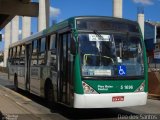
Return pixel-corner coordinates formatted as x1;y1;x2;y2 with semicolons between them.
79;33;144;77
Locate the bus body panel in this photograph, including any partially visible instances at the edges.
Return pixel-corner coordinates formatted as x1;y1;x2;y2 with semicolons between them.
30;66;41;96
73;92;147;108
29;66;56;97
8;65;16;81
9;65;26;90
17;66;25;90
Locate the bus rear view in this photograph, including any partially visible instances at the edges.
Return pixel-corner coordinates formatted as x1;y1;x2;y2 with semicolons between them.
73;17;148;108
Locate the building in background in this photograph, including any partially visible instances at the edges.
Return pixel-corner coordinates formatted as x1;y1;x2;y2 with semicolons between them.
144;21;160;63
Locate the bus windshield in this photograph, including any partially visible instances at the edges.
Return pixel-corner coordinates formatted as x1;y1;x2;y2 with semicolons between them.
79;33;144;78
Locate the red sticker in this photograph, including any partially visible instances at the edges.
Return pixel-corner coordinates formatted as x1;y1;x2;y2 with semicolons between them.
112;96;124;102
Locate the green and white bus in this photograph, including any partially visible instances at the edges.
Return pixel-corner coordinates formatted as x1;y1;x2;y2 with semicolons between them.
8;16;148;108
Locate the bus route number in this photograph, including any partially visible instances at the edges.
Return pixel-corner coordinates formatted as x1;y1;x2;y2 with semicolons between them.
120;85;133;90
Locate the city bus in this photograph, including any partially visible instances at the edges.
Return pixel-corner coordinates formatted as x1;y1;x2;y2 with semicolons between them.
8;16;148;109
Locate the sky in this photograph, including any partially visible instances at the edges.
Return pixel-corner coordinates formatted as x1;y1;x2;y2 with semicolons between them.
50;0;160;22
0;0;160;51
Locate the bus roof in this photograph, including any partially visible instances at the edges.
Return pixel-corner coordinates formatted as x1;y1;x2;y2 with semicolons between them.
9;16;138;48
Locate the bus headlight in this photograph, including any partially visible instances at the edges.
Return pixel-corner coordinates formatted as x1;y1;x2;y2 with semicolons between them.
136;82;145;92
82;81;98;94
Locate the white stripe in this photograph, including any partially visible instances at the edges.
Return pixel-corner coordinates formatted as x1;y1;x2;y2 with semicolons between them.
74;92;147;108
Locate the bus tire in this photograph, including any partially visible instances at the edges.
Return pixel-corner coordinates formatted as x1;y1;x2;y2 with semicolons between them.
45;80;55;110
14;74;18;91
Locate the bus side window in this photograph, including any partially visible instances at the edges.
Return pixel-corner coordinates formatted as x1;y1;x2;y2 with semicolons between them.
47;34;57;69
31;40;38;66
17;46;20;58
16;46;20;65
38;37;46;65
19;45;25;65
8;48;13;63
50;34;56;49
8;48;11;65
12;47;17;65
21;45;25;55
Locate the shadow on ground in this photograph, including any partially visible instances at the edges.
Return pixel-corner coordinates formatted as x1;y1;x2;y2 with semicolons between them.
8;88;137;120
53;105;137;120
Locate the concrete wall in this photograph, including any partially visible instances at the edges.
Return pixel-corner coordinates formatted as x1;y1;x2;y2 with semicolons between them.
138;13;144;38
4;22;11;67
113;0;123;18
11;16;19;43
22;16;31;39
38;0;49;31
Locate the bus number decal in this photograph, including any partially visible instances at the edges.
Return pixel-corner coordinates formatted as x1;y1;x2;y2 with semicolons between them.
120;85;134;90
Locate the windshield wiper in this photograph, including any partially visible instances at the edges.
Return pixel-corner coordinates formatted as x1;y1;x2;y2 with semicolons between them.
93;30;104;40
93;30;104;65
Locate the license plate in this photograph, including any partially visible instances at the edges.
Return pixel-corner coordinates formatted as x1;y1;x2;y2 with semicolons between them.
112;96;124;102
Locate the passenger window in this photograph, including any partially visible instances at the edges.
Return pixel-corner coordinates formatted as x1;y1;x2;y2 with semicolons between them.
40;37;46;52
17;46;20;57
31;40;38;65
38;37;46;65
47;34;57;68
10;47;20;65
50;34;56;50
8;48;13;63
33;40;38;53
16;46;20;65
19;45;25;65
9;48;13;58
21;45;25;55
13;47;17;58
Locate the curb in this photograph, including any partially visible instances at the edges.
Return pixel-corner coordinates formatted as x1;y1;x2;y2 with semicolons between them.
0;84;31;102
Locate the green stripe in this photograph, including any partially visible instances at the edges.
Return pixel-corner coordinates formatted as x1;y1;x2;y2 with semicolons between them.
74;54;83;94
85;80;145;93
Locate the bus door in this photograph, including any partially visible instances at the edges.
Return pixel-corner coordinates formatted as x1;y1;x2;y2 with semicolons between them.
58;33;71;104
25;44;32;91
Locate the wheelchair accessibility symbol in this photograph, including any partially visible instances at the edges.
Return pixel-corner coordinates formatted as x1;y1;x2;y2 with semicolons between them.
118;65;126;76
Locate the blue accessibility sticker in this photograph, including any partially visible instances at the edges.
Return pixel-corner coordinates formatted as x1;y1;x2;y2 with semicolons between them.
118;65;126;76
